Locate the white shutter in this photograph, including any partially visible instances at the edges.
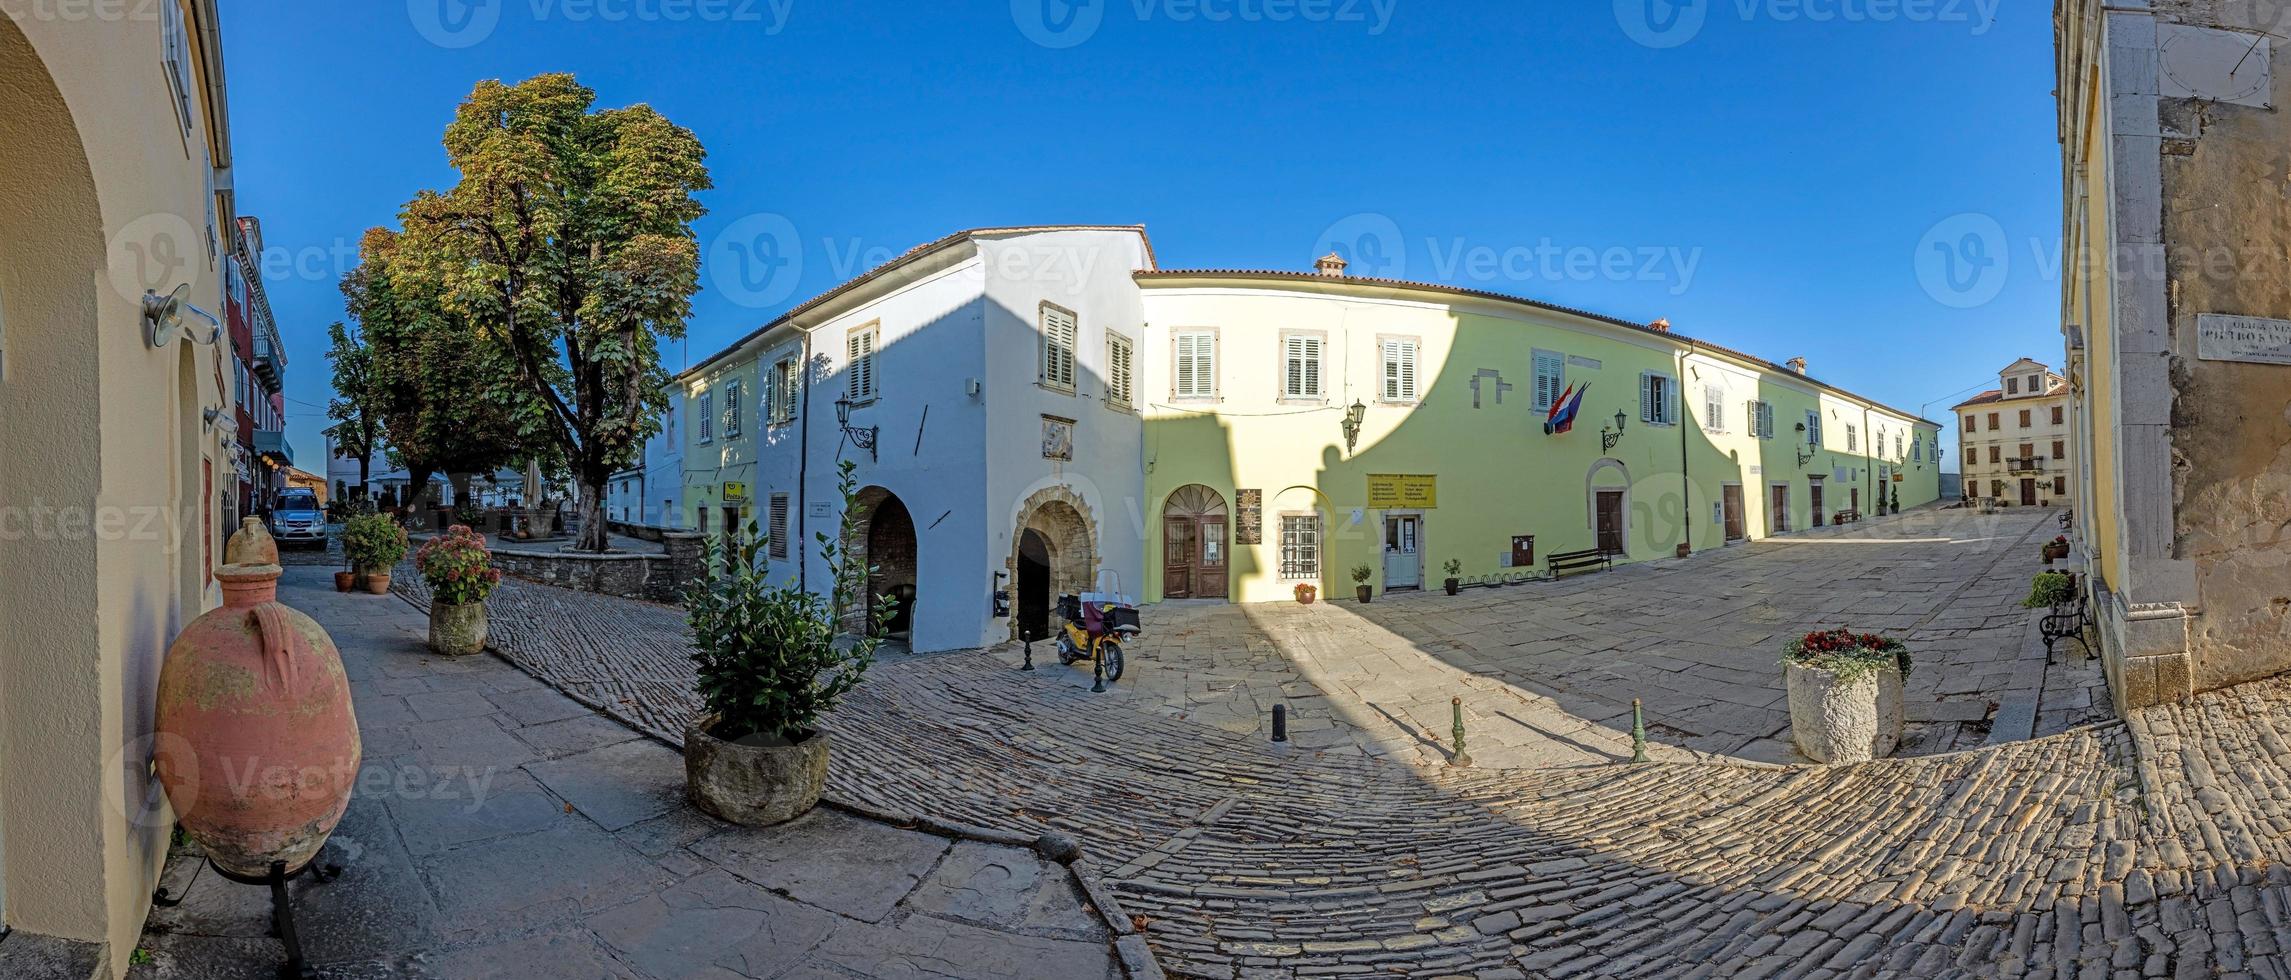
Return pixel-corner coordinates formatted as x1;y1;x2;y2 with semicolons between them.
847;329;877;401
1108;336;1134;405
1534;351;1565;411
1175;332;1213;398
1639;373;1654;423
1704;384;1724;431
1383;340;1418;401
760;363;777;425
1041;306;1077;390
1284;335;1322;398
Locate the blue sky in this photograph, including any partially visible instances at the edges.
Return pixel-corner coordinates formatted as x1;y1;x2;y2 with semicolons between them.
223;0;2058;471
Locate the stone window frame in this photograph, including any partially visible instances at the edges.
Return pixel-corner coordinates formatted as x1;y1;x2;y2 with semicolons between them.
1378;334;1422;405
1170;327;1220;403
1277;511;1323;581
1278;329;1329;404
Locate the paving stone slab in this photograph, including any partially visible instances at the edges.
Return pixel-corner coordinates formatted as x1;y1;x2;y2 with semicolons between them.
688;808;949;923
524;737;687;832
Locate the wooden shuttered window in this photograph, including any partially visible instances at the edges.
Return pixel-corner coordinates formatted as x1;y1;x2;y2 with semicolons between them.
1041;304;1078;392
1283;334;1323;399
768;493;789;560
1107;334;1135;407
847;325;878;402
1381;339;1418;402
1174;332;1215;399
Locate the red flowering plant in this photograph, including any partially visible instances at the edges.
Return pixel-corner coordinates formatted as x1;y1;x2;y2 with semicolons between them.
1782;628;1911;682
415;525;504;606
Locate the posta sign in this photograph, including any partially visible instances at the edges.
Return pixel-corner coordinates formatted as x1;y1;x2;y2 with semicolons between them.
1367;474;1437;509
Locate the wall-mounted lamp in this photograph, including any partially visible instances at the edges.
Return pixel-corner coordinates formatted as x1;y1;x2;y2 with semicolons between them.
1794;422;1816;468
1601;410;1627;453
202;407;224;430
834;396;878;462
1340;399;1367;455
143;285;222;349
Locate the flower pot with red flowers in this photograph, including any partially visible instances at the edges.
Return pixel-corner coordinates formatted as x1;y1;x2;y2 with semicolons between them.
1294;583;1317;605
1782;629;1910;764
416;525;502;657
2041;536;2070;564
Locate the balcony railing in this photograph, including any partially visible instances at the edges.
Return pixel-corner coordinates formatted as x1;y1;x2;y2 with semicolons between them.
2007;456;2047;475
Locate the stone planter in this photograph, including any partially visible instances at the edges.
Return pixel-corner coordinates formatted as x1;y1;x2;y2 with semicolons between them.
428;600;488;657
360;567;392;595
686;717;830;827
1444;578;1461;596
1355;585;1373;604
1784;661;1904;764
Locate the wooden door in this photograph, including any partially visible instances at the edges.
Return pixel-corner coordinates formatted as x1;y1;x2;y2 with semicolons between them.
1198;517;1228;597
1596;491;1625;555
1810;483;1826;526
2020;479;2039;507
1163;517;1198;598
1722;485;1745;541
1162;484;1230;599
1770;484;1790;534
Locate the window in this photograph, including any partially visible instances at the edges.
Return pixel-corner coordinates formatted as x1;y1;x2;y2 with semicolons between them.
2020;442;2035;460
1174;331;1216;399
1912;436;1923;462
1753;401;1775;439
1894;432;1903;459
1282;334;1324;399
2052;406;2065;425
161;0;195;136
847;323;879;402
2019;409;2032;428
1805;410;1822;447
1991;479;2006;497
2053;440;2066;459
1964;414;1978;432
766;356;799;425
1279;514;1322;579
723;379;743;438
1381;338;1420;402
1965;478;1978;498
1040;303;1078;392
1845;425;1858;453
1532;350;1566;412
1989;446;2002;464
1107;334;1135;408
1640;372;1675;425
2054;476;2068;495
768;493;790;560
698;390;714;443
2006;377;2020;395
1703;382;1725;432
1988;412;2000;430
2030;374;2043;392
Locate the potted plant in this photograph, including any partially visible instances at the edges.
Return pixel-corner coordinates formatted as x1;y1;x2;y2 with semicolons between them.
341;513;408;595
333;544;356;592
1350;564;1374;603
1781;629;1910;764
2024;570;2076;610
1443;558;1463;596
1294;582;1317;605
415;525;502;656
683;461;888;827
2041;535;2070;564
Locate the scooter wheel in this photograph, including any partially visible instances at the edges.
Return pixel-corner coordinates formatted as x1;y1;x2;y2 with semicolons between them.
1056;641;1082;666
1099;641;1125;683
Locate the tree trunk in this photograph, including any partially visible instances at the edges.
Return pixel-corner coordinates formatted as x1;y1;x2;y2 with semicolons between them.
574;477;610;552
523;458;545;538
405;465;435;524
448;471;475;517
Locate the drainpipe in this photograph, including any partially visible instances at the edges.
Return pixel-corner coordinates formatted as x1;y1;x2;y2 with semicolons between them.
796;328;814;594
1680;343;1694;552
1863;404;1874;514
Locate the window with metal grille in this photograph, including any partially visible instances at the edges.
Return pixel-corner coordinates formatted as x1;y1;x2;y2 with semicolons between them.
768;493;789;560
1381;339;1419;402
1106;334;1135;407
1040;304;1077;392
1174;332;1216;399
1283;334;1323;399
1533;349;1566;411
1279;514;1322;579
847;324;879;402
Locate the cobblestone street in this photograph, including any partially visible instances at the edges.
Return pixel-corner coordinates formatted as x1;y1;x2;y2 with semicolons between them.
379;504;2291;977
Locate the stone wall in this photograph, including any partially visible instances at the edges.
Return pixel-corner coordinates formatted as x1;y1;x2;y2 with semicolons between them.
419;532;708;604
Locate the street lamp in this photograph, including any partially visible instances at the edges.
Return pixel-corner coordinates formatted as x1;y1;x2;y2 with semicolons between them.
834;396;878;462
1601;410;1627;453
1340;400;1367;455
1795;422;1816;468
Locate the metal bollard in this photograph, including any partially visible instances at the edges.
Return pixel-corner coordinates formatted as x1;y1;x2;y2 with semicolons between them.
1090;644;1105;694
1272;704;1288;743
1020;638;1035;672
1630;698;1650;764
1449;696;1473;768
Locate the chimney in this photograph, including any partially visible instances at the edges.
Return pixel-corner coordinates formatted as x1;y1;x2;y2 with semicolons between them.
1786;357;1808;375
1648;317;1671;333
1314;252;1349;277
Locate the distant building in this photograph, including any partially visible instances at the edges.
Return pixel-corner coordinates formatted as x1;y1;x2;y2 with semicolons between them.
224;214;290;519
1951;359;2074;509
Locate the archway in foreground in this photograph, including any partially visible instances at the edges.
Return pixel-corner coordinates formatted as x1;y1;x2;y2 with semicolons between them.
1007;485;1098;641
845;487;917;640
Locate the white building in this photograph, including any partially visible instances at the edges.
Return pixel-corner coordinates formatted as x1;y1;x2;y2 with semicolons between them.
679;226;1155;653
1953;358;2075;508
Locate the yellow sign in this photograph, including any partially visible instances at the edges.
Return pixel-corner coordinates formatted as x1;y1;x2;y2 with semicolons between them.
723;482;749;502
1366;474;1437;509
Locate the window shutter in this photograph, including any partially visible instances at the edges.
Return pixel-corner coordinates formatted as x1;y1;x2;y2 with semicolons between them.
1041;306;1077;390
1108;336;1134;405
1704;384;1723;431
1639;373;1654;423
1175;333;1213;398
1383;340;1418;401
848;329;876;401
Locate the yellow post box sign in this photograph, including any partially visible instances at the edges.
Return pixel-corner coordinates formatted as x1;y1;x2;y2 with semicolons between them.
1366;474;1437;509
723;482;749;502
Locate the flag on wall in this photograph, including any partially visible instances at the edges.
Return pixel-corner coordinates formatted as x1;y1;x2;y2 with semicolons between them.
1544;383;1589;435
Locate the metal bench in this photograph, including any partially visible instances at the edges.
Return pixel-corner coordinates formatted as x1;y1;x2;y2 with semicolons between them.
2040;572;2095;659
1548;547;1616;578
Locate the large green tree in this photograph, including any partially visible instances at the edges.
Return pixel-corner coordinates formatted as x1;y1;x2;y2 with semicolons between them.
343;226;532;517
323;320;379;502
396;73;711;551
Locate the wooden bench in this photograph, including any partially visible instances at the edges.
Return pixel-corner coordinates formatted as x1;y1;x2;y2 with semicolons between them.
1548;547;1616;578
1833;509;1861;525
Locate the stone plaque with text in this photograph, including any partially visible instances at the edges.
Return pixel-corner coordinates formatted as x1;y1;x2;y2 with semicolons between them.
1235;489;1262;545
2197;314;2291;365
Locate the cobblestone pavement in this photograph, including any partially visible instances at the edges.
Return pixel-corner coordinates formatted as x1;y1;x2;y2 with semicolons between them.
402;534;2291;977
135;568;1127;980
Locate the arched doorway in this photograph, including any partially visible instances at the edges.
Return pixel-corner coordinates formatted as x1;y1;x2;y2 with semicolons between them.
845;487;917;640
1585;459;1630;556
1016;529;1053;642
1162;484;1229;599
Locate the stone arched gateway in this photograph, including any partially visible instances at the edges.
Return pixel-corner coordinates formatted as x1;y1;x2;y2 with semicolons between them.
1007;485;1099;642
843;486;917;640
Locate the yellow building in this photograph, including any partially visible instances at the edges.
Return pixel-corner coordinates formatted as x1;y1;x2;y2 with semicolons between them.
2;3;241;973
1139;257;1941;604
2056;1;2291;710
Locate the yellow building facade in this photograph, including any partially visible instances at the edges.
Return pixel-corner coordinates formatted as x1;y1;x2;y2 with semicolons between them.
1139;266;1941;604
